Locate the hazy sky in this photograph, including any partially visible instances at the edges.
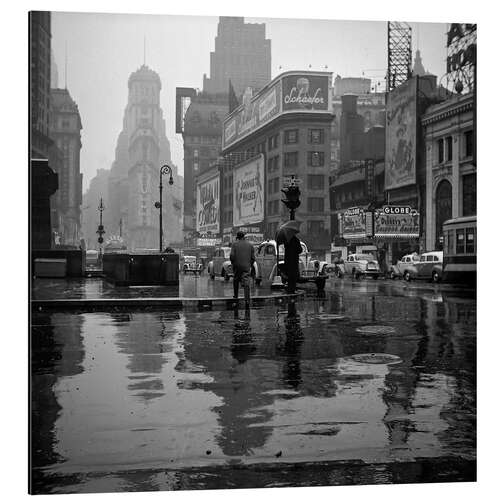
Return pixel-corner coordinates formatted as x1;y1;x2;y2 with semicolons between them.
51;12;448;190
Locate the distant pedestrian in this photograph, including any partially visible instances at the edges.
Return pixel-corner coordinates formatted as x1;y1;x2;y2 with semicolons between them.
230;231;255;307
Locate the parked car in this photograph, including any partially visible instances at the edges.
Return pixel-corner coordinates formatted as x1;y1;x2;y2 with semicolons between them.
405;251;443;283
390;252;421;280
253;239;329;284
207;247;233;281
344;253;381;279
182;255;203;275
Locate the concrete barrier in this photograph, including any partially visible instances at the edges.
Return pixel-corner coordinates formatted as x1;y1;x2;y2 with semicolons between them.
103;252;179;286
32;249;85;277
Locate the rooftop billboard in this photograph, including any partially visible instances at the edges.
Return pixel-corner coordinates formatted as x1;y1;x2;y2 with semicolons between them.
385;77;417;190
223;71;332;150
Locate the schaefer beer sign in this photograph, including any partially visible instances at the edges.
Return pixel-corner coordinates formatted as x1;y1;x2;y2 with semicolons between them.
282;74;329;112
196;174;220;233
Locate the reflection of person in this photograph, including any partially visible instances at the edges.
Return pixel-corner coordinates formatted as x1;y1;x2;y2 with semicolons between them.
230;231;255;307
283;235;303;294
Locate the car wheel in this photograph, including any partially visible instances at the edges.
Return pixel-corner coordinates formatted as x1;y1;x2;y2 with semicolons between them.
404;271;411;282
432;271;440;283
373;275;378;280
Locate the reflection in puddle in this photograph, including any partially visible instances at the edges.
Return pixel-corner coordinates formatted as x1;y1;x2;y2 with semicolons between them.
31;287;476;492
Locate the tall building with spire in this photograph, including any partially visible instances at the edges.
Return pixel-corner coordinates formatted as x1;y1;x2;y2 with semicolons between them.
107;64;183;250
202;17;271;97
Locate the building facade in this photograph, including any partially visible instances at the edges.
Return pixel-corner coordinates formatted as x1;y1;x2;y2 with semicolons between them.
422;93;475;251
179;93;228;245
203;17;271;97
220;71;334;253
107;65;183;250
49;88;83;246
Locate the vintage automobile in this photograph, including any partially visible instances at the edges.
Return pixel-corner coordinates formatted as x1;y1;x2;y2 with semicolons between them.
389;252;421;280
253;239;329;285
181;255;203;275
343;253;381;279
207;246;233;281
404;251;443;283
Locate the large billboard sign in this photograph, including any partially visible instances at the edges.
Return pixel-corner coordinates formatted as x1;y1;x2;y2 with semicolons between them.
223;72;331;150
223;82;281;149
340;207;368;239
196;174;220;234
233;155;265;227
282;74;330;112
385;77;417;190
374;206;420;238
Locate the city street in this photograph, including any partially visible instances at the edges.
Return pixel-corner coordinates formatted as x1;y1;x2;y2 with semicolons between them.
31;276;476;493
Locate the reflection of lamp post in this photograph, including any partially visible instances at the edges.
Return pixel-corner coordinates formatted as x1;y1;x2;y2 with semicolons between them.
154;164;174;252
96;198;105;264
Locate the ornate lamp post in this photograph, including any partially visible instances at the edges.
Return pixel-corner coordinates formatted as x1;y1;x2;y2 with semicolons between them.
154;164;174;252
96;197;105;265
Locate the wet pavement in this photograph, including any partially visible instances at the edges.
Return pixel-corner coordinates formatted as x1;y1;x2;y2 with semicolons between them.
30;279;476;493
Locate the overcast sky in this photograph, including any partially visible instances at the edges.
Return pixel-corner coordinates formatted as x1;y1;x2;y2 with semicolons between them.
51;12;448;191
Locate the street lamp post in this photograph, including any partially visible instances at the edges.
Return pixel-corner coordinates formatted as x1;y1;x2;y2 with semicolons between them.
96;197;106;265
154;164;174;252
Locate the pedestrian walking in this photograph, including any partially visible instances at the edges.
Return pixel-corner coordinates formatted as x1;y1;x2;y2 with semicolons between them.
230;231;255;307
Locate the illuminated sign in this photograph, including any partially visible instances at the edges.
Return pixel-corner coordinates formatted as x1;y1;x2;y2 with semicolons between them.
374;206;420;238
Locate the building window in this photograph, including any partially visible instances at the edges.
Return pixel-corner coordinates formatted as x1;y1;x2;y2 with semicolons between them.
258;141;266;153
307;220;325;234
462;173;476;216
446;136;453;162
307;151;325;167
284;152;298;168
307;197;324;212
268;134;279;150
267;155;279;172
284;129;299;144
466;227;475;254
464;130;474;158
308;129;324;144
193;149;199;158
267;177;280;194
437;139;444;163
307;174;324;190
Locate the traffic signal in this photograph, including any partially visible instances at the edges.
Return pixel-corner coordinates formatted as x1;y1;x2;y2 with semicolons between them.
281;184;301;211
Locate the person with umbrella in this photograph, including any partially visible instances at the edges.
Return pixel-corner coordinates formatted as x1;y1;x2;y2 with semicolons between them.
276;220;302;294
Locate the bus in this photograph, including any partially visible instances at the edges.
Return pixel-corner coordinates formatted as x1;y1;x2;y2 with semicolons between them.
442;215;476;285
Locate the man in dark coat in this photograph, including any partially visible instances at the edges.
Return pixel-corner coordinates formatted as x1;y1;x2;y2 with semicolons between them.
230;231;255;306
283;234;302;294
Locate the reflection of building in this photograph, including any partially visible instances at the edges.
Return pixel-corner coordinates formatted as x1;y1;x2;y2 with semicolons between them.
82;169;110;250
422;93;475;250
203;17;271;97
49;89;83;246
107;64;183;250
221;71;334;253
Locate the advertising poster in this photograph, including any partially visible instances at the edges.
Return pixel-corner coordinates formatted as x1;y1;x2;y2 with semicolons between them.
233;155;265;227
196;174;220;233
385;77;417;190
340;207;367;239
223;82;281;148
374;206;420;238
282;74;330;112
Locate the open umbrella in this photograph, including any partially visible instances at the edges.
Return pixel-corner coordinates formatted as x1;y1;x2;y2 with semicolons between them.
277;220;302;243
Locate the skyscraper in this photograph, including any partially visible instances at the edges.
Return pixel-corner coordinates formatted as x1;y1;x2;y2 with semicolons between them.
202;17;271;97
107;64;183;250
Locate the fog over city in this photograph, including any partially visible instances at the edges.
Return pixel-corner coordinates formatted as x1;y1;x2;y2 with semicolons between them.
51;12;447;189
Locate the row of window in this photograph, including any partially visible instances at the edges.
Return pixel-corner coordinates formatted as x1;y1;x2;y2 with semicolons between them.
436;130;474;164
445;227;476;255
245;128;326;156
